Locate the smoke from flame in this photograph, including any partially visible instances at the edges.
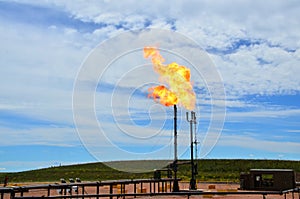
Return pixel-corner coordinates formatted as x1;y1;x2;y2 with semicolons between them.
144;47;196;110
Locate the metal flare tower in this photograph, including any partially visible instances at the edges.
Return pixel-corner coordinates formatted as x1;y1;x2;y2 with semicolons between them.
186;111;197;190
172;105;179;192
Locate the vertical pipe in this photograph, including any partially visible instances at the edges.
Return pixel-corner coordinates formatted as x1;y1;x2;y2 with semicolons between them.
174;105;178;162
173;105;179;192
190;113;195;190
187;111;196;190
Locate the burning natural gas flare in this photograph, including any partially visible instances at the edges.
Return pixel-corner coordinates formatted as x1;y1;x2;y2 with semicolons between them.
144;47;196;110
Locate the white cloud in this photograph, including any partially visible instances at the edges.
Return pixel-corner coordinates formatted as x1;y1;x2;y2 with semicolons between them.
286;130;300;133
0;0;299;166
226;108;300;120
0;126;80;147
211;43;300;96
219;134;300;154
7;1;300;91
0;13;92;119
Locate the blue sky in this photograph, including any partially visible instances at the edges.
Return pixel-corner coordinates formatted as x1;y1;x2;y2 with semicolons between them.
0;0;300;172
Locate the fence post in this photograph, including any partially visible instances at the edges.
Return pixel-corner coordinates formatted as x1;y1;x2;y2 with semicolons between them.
96;183;99;199
10;190;15;199
109;184;113;199
134;182;136;197
81;185;85;199
47;185;50;197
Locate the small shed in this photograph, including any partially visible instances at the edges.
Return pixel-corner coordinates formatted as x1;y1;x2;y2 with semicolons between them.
240;169;295;191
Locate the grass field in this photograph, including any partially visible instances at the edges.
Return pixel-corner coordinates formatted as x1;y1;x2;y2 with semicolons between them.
0;159;299;183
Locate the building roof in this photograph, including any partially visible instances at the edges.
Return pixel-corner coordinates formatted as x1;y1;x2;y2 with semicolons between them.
250;169;294;172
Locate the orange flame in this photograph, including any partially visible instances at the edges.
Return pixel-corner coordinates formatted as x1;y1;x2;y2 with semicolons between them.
148;85;178;107
144;47;196;110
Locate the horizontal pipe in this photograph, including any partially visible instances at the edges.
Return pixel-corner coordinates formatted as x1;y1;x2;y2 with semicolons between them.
14;190;284;199
0;188;13;193
282;187;299;194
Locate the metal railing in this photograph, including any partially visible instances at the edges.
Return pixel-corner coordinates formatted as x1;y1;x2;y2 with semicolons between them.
1;179;299;199
1;178;175;199
282;187;300;199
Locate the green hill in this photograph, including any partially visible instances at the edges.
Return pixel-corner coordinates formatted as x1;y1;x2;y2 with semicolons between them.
0;159;299;183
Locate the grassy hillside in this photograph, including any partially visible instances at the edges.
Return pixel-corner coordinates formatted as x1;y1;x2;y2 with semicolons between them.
0;159;299;183
180;159;300;182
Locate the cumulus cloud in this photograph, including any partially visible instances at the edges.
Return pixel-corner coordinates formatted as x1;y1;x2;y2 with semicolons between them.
44;0;300;98
0;0;299;168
